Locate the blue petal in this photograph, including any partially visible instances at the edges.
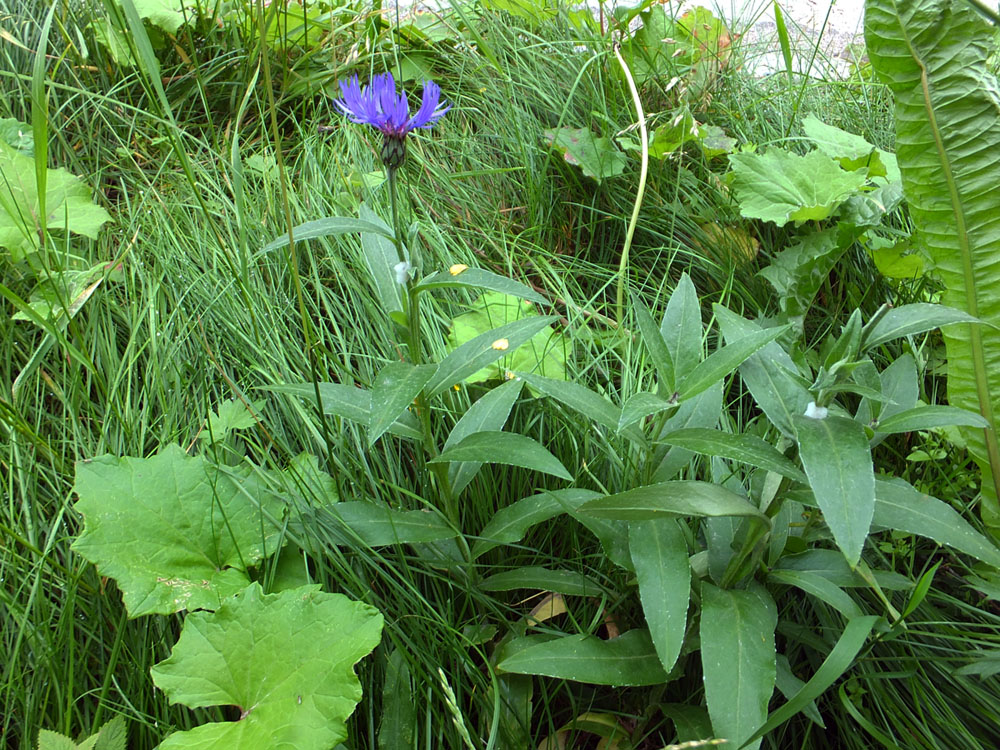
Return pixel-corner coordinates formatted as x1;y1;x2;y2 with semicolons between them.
406;80;450;131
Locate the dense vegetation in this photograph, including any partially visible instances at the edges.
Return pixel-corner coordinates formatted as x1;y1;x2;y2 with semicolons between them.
4;0;1000;747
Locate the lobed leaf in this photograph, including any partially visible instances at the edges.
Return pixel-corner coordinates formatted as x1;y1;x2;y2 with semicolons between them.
72;446;283;617
151;583;383;750
729;149;868;226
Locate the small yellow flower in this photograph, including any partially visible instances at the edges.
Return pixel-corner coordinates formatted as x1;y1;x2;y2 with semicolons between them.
453;384;461;391
449;264;469;276
491;338;509;351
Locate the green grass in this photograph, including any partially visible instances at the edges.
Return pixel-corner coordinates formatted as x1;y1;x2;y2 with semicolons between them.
3;0;1000;747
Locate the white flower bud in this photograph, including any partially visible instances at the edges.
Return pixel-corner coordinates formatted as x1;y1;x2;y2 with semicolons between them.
804;401;828;420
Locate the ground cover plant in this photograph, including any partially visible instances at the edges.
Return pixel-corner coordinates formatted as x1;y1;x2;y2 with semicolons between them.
5;0;1000;747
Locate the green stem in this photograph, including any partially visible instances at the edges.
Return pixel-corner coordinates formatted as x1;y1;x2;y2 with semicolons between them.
387;163;457;523
613;41;649;325
387;168;407;267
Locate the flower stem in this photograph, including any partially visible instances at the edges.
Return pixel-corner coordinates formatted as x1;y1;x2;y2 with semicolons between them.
387;162;457;523
387;167;407;267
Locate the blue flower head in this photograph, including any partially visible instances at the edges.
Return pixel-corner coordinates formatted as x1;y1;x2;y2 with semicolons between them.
334;73;450;169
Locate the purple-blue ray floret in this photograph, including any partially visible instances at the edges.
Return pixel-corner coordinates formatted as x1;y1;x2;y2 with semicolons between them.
334;73;449;137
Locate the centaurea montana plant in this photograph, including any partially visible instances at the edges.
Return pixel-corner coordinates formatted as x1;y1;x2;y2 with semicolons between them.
334;73;449;347
334;72;456;511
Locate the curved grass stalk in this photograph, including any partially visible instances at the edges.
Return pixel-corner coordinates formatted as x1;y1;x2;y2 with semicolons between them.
613;41;649;325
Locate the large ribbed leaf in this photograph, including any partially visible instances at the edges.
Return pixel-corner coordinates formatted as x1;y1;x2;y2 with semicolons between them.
866;0;1000;526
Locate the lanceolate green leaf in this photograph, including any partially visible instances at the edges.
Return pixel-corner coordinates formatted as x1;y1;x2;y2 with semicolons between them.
429;314;558;396
517;372;630;436
72;446;283;617
866;0;1000;525
767;570;862;619
660;273;703;384
479;566;608;596
714;306;812;438
379;649;416;750
519;372;649;445
629;519;690;673
309;502;458;546
875;405;989;435
444;377;524;496
874;478;1000;568
368;362;436;446
151;583;383;750
860;303;978;351
359;204;403;315
700;583;777;750
793;414;875;567
263;383;423;441
431;431;572;481
578;480;769;523
741;616;879;747
619;391;675;433
262;215;395;253
415;267;547;305
630;289;675;392
658;428;806;483
473;488;601;558
497;630;669;685
677;325;790;402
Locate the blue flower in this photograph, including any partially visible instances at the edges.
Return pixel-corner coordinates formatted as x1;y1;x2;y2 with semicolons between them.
334;73;449;168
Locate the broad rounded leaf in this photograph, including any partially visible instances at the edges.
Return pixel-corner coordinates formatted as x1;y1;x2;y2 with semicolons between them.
0;141;111;260
544;127;627;183
72;446;284;616
729;149;868;226
151;583;383;750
